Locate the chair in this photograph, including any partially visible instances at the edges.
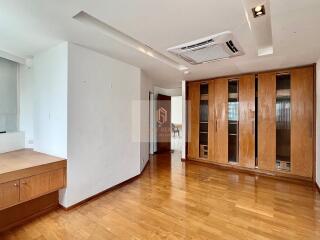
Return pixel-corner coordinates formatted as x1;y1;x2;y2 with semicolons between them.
171;123;180;137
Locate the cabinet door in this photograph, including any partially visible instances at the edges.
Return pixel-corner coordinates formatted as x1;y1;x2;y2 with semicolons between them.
258;72;276;171
0;180;20;210
291;67;314;177
208;81;215;161
214;78;228;164
20;168;65;202
239;74;255;168
187;82;200;159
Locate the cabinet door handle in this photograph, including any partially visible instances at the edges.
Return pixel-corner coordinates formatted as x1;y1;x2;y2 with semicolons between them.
215;120;218;132
13;183;19;187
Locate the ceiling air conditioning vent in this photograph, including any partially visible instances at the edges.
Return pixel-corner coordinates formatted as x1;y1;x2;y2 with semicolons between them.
226;40;238;53
167;31;244;65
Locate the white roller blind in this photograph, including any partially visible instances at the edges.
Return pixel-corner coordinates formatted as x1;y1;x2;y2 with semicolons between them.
0;57;18;133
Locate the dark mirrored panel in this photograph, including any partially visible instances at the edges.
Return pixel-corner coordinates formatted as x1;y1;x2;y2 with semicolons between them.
228;80;239;163
276;74;291;171
199;83;208;158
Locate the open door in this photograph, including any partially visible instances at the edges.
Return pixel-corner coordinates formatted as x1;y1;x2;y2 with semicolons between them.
156;94;171;153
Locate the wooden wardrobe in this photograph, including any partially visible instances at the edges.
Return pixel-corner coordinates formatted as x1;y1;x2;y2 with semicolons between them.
186;65;315;181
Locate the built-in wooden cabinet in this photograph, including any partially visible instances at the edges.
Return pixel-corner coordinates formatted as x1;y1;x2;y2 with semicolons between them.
257;72;276;171
0;180;20;210
208;81;215;161
239;74;256;168
0;150;67;232
187;82;200;159
187;65;315;181
0;169;66;210
20;169;65;202
213;78;228;164
291;67;314;177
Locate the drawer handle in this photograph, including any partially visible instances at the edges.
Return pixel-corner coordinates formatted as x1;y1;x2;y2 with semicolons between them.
21;182;27;185
14;183;19;187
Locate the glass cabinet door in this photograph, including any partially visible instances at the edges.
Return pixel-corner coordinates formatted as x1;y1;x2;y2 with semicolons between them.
228;80;239;163
276;74;291;171
199;83;209;158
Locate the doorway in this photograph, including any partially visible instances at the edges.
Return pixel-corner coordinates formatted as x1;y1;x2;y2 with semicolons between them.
156;94;171;153
171;96;182;153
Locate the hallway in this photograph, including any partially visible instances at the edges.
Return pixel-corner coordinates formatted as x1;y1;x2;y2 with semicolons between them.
2;153;320;239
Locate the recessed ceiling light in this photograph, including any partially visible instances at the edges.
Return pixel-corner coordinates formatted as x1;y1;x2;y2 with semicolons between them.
254;6;262;12
184;70;190;75
252;5;265;18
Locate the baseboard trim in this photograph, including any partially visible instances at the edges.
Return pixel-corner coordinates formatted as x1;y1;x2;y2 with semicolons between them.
185;157;313;185
60;160;150;211
141;159;150;173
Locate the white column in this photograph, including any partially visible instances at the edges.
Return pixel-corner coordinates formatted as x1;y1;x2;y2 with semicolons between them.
182;80;186;159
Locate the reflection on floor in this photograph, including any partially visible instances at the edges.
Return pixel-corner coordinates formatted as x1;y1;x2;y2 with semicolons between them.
1;152;320;239
171;132;182;152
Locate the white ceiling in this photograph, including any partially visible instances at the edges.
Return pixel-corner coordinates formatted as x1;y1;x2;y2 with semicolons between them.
0;0;319;88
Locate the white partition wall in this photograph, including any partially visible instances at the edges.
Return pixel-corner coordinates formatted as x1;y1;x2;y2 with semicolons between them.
32;42;68;158
62;43;143;207
19;42;153;208
182;80;186;159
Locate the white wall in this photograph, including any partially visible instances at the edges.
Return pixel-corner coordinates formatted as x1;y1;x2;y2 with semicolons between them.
140;71;153;171
32;42;68;158
19;64;34;148
171;96;182;124
154;86;181;97
316;60;320;186
0;132;24;153
60;43;142;207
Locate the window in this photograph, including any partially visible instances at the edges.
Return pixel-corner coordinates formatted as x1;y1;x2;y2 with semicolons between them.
0;57;18;133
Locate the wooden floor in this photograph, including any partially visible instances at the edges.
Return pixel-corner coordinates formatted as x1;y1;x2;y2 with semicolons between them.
1;152;320;240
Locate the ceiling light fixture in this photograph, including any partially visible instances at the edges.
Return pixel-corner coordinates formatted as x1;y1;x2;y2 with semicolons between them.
73;11;188;72
254;6;262;12
252;5;265;18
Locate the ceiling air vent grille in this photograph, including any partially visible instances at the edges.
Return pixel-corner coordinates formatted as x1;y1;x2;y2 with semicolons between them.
167;31;244;65
226;40;239;53
181;39;214;50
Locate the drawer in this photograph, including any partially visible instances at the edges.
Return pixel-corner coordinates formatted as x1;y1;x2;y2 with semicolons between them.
20;168;65;202
0;180;20;210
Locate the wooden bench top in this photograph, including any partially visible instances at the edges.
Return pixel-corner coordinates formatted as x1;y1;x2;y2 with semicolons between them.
0;149;66;184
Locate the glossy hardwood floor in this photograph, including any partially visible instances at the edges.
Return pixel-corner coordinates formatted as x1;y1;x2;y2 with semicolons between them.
1;151;320;239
